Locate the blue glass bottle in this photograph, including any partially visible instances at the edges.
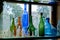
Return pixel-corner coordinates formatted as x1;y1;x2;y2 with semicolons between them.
51;25;57;37
22;3;29;36
49;0;56;4
45;18;52;36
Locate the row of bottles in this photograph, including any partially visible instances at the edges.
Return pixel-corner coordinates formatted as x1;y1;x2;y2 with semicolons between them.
10;12;57;37
10;17;22;37
10;3;29;37
9;3;57;37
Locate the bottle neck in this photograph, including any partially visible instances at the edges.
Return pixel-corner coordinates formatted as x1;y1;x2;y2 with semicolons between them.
46;18;50;23
18;17;22;29
24;3;27;11
46;19;49;23
12;18;15;25
29;15;32;23
23;3;27;14
40;14;43;19
40;15;42;18
40;13;43;18
18;17;21;26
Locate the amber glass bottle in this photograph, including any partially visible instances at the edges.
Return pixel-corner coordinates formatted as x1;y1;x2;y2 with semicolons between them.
17;17;22;37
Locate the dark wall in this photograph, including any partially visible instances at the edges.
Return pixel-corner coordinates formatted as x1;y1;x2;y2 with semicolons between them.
0;1;3;14
51;3;57;28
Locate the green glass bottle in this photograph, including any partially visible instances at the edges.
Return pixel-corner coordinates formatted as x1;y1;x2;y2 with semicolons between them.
10;18;16;36
39;13;44;36
33;0;39;2
28;15;35;36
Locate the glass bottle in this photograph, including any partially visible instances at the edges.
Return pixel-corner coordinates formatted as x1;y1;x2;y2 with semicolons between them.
49;0;56;4
28;15;35;36
14;25;16;36
16;17;22;37
33;0;39;2
45;18;52;36
10;18;16;37
22;3;29;36
39;13;44;36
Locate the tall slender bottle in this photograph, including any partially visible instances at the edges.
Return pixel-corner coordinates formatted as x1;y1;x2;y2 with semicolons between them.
10;18;16;37
22;3;29;36
16;17;22;37
45;18;52;36
39;13;44;36
28;15;35;36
